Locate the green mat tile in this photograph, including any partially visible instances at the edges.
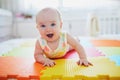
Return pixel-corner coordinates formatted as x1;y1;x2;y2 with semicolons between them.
97;47;120;56
2;47;34;58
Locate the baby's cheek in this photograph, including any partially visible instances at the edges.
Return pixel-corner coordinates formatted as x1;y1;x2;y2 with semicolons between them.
40;32;45;36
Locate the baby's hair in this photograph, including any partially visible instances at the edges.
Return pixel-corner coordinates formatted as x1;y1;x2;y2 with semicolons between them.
36;7;62;22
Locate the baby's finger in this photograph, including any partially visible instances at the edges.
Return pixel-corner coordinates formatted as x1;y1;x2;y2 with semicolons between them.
53;61;56;65
88;62;93;66
77;61;82;65
83;62;89;67
43;63;47;66
43;63;50;67
50;62;56;67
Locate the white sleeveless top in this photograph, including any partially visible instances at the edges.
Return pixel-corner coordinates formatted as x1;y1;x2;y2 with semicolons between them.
38;32;69;58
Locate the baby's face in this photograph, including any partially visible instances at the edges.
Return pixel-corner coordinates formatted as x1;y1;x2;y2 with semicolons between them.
36;9;62;42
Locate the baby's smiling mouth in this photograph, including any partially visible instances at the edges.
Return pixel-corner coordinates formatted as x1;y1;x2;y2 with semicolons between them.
46;33;54;38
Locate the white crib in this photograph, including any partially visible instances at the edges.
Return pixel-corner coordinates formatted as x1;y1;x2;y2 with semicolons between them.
99;16;120;35
62;12;120;37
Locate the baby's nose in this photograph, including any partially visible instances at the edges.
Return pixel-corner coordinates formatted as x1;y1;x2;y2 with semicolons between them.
46;26;51;31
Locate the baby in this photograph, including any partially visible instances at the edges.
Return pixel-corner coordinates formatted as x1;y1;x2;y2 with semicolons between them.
34;7;92;67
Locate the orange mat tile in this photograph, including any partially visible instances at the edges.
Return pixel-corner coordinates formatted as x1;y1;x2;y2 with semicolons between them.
91;40;120;47
0;56;45;80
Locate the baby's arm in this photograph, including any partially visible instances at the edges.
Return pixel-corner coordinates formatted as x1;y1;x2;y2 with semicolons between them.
67;34;92;66
34;40;56;67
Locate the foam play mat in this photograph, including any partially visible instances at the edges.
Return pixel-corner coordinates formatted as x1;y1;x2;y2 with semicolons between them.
0;39;120;80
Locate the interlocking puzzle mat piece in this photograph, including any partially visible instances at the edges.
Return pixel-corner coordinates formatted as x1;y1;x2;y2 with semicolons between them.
40;57;120;80
2;47;34;58
17;39;120;47
80;39;93;47
108;56;120;66
3;47;104;58
0;56;44;79
0;54;120;80
1;39;120;80
0;57;120;80
0;39;36;56
3;39;120;57
64;48;104;59
20;39;36;47
97;47;120;56
91;40;120;47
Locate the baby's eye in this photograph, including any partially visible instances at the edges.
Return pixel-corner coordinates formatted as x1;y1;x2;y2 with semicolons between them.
41;25;46;28
51;23;56;27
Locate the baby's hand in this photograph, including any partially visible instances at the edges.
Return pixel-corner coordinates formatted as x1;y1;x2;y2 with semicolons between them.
77;59;93;67
43;58;56;67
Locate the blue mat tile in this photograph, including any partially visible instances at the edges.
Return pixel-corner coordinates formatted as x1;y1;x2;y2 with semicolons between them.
108;56;120;66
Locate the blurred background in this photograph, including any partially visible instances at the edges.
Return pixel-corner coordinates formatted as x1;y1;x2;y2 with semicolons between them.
0;0;120;42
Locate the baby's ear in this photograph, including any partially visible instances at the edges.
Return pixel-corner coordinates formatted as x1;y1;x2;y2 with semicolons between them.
36;25;38;28
60;22;63;28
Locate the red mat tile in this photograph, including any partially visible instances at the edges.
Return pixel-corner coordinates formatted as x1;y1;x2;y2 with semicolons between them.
0;57;45;79
63;48;104;59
